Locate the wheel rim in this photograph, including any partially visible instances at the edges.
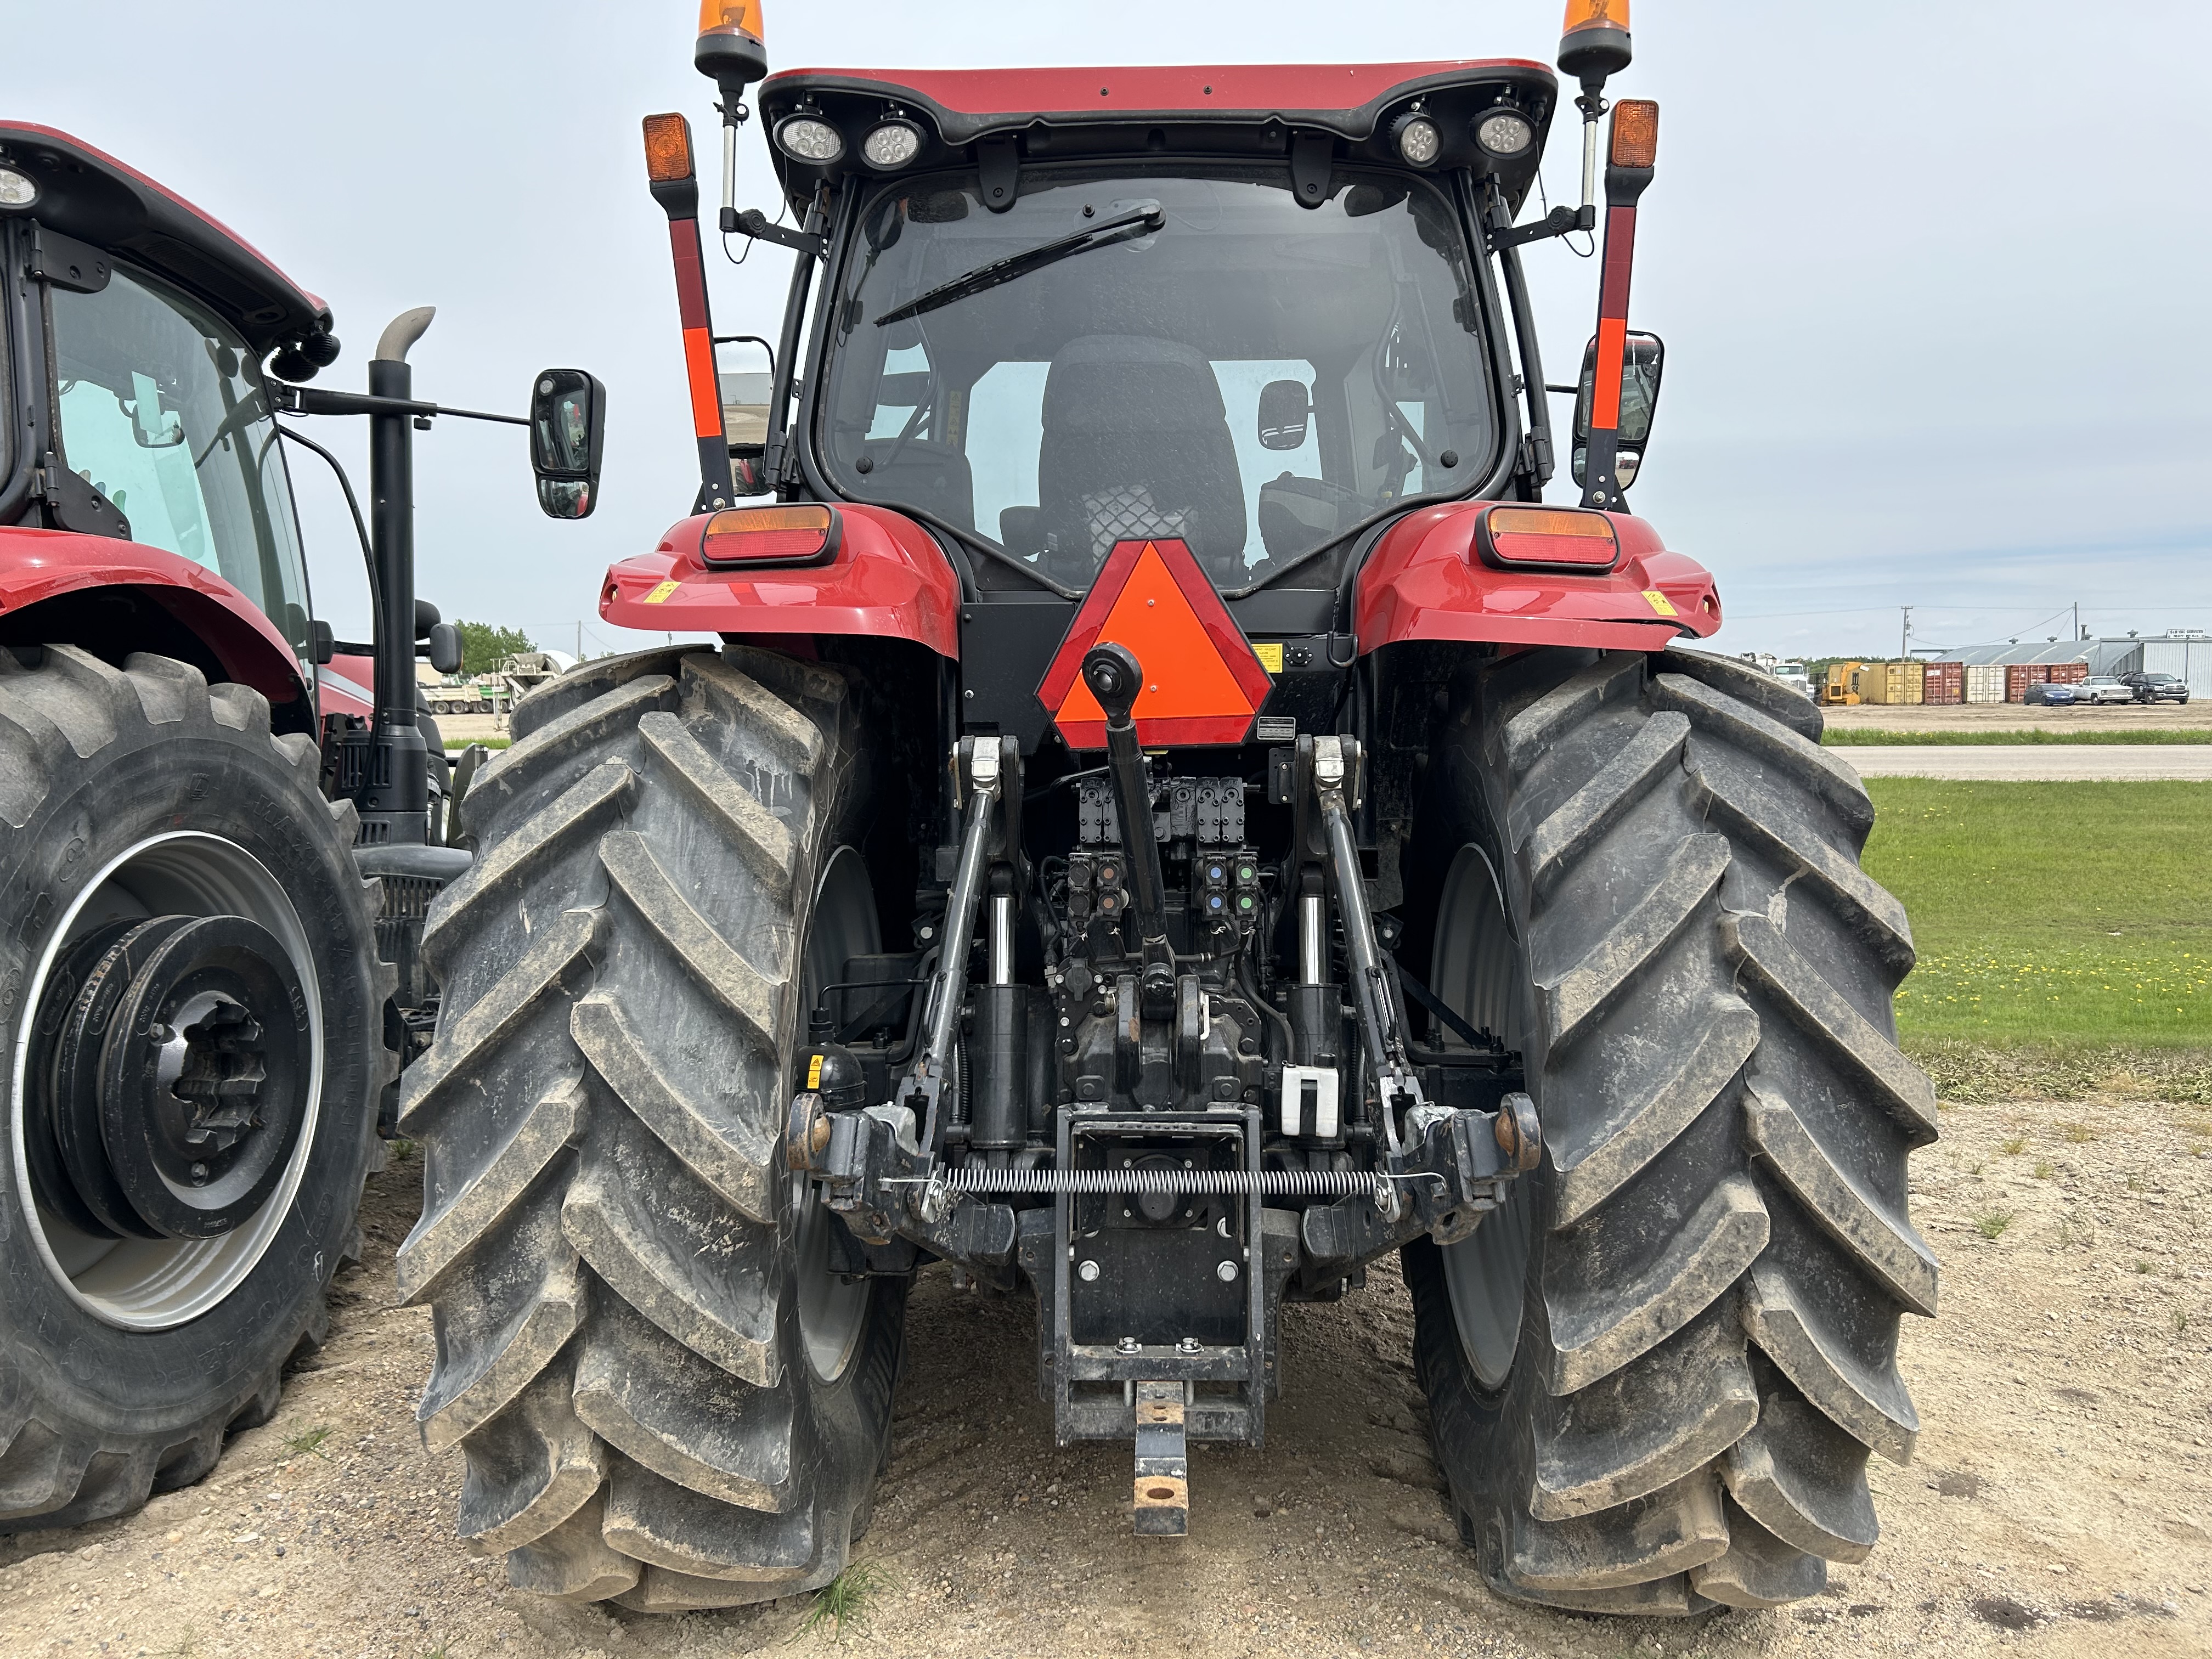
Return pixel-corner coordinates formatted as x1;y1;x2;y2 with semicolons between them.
793;845;876;1383
10;832;325;1330
1432;844;1535;1390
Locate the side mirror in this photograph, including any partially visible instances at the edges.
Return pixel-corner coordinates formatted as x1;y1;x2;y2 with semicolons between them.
426;622;463;676
1572;331;1664;489
530;368;606;520
310;618;335;666
1257;379;1311;451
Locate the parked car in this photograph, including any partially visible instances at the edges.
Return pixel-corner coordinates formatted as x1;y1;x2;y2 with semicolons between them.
2024;680;2080;706
2076;676;2137;706
2123;672;2192;704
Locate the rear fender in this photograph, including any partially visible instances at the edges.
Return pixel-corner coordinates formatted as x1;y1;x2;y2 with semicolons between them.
600;503;961;659
0;526;314;730
1354;502;1720;654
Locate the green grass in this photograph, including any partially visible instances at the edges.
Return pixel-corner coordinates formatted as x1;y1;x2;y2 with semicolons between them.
1863;780;2212;1049
444;738;511;754
792;1562;890;1644
1825;727;2212;746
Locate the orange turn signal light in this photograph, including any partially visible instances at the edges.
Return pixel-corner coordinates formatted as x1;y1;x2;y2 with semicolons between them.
699;504;840;567
1610;100;1658;170
643;114;695;185
1475;505;1620;572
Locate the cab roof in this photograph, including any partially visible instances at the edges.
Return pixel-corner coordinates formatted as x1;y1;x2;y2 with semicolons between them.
759;60;1560;213
0;121;334;358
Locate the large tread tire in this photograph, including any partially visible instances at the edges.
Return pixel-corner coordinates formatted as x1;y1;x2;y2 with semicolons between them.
1401;644;1934;1615
0;646;388;1532
403;644;906;1611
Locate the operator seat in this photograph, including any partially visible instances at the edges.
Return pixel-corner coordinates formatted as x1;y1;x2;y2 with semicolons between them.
1036;335;1247;580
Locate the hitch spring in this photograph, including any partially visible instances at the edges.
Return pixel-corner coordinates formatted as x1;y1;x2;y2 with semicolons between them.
926;1166;1393;1199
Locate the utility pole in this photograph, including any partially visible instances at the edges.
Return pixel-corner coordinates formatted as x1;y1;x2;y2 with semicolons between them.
1900;606;1911;661
577;619;583;661
2073;601;2081;641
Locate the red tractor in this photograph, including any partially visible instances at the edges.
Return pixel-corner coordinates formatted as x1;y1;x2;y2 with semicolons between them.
0;123;599;1528
409;0;1933;1618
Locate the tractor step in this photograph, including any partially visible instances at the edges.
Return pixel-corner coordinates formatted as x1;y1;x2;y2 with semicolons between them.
1132;1380;1189;1537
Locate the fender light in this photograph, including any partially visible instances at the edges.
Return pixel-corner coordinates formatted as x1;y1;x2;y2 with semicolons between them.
699;504;840;568
1474;505;1620;572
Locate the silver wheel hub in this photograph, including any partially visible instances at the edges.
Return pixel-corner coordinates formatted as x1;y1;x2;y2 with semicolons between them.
793;846;877;1383
1433;844;1536;1390
10;833;324;1330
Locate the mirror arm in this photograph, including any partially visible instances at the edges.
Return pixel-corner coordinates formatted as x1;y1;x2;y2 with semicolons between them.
277;386;528;427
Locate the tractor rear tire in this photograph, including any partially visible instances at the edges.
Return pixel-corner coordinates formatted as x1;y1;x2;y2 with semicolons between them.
0;646;388;1531
1399;645;1936;1615
399;644;906;1611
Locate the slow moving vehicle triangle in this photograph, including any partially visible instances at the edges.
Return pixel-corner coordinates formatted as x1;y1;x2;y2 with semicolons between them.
1038;538;1274;748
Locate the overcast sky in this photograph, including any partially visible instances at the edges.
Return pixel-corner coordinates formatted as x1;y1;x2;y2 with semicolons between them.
18;1;2209;660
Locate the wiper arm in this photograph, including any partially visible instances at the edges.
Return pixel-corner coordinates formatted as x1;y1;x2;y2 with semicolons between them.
872;206;1165;328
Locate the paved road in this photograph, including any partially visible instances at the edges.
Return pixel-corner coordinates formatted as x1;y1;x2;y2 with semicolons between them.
1837;744;2212;780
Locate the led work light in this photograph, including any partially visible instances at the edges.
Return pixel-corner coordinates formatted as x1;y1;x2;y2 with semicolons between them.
776;116;844;164
0;167;35;208
1474;109;1535;157
861;118;925;171
1390;112;1443;168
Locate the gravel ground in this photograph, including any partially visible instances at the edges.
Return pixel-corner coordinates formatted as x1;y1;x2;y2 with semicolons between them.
2;1093;2206;1659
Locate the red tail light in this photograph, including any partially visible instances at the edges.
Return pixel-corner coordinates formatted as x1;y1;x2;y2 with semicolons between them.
1475;505;1620;572
699;504;840;567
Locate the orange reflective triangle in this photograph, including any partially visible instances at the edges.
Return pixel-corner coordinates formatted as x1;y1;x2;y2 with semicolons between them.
1037;539;1272;749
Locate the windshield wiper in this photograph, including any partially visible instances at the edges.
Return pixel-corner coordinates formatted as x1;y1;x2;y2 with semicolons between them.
872;206;1165;328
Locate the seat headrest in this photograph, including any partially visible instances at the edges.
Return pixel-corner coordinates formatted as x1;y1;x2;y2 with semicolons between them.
1042;335;1227;436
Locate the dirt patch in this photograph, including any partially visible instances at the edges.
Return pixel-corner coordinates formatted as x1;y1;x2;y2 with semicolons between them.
2;1098;2207;1658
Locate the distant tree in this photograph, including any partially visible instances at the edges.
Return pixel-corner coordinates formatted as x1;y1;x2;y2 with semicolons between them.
458;621;535;675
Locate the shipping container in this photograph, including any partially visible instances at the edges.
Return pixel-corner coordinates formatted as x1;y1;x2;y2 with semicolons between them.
1965;664;2006;703
2005;663;2050;702
1858;661;1926;704
1923;662;1965;706
2046;662;2087;685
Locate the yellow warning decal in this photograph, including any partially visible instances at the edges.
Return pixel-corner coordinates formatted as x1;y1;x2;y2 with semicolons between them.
1252;641;1284;674
1642;590;1678;617
644;579;681;605
806;1053;823;1090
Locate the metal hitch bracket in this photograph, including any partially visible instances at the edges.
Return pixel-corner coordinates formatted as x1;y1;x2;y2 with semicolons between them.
1133;1380;1189;1537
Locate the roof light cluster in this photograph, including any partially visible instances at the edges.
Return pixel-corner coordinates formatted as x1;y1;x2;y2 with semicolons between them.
0;167;36;208
775;110;928;171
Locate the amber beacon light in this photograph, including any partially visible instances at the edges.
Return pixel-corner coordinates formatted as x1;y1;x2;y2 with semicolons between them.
696;0;768;92
1558;0;1632;87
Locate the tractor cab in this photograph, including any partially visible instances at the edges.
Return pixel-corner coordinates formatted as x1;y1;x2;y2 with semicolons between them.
0;123;341;727
765;62;1557;601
